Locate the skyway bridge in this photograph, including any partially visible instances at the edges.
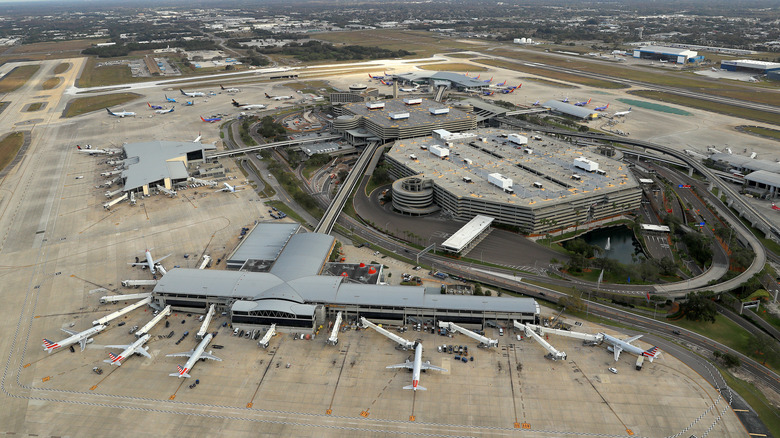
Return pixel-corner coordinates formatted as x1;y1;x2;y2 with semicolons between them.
206;134;343;161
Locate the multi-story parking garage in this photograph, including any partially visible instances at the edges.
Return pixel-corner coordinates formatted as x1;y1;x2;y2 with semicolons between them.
385;128;642;234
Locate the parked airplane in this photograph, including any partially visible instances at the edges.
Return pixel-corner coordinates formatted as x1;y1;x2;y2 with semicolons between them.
184;100;195;106
165;95;177;103
711;67;718;72
482;76;493;83
105;334;152;366
43;325;106;353
148;102;163;110
380;80;394;86
386;342;446;391
106;108;135;118
167;333;221;378
129;249;171;275
482;90;494;96
595;103;609;111
265;93;293;101
181;88;205;97
500;84;521;94
474;74;481;80
613;107;632;117
561;97;569;103
659;59;668;63
399;84;420;92
574;98;591;107
155;106;174;114
201;115;222;123
215;182;245;193
772;203;780;211
220;85;240;93
231;99;266;110
532;100;541;106
496;80;507;87
368;73;385;80
601;333;660;362
76;145;113;155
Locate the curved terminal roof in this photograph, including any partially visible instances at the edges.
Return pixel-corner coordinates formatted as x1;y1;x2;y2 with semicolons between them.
270;233;335;281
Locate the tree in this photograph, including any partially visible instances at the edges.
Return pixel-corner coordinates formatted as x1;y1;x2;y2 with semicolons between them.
656;256;677;276
559;295;586;313
747;333;777;365
683;293;717;323
473;283;483;295
722;352;741;369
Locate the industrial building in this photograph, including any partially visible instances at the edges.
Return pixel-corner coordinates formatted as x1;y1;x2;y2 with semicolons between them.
332;98;476;144
720;60;780;75
542;100;599;120
121;140;216;195
633;45;700;63
384;128;642;234
152;225;540;332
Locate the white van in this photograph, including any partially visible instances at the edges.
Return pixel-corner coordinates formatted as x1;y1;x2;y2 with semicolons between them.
499;327;504;336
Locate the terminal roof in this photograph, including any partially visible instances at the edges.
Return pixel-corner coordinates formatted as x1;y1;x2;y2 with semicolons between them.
122;141;215;191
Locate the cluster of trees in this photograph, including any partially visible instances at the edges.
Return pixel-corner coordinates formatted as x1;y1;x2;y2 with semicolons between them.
662;213;713;268
562;237;677;283
83;39;217;58
256;116;287;142
255;41;413;62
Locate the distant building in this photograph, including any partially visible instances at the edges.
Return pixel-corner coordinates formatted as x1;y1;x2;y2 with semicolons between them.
633;45;698;63
720;60;780;75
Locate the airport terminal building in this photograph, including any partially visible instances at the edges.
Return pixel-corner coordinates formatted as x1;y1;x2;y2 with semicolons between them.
384;128;642;234
151;227;540;332
121;140;216;195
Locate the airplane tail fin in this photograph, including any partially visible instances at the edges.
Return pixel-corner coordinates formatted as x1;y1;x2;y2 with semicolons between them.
642;346;660;362
147;102;151;108
265;93;271;98
42;339;56;349
628;107;632;111
77;145;82;150
171;365;190;378
200;117;206;122
180;89;186;95
106;108;114;115
220;85;225;90
587;98;591;104
403;385;426;391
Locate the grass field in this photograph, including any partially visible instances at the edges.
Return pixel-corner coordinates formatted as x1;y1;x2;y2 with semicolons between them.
444;53;473;58
474;58;625;89
53;62;70;75
8;38;102;54
718;367;780;437
417;63;486;72
738;125;780;141
316;29;483;58
0;65;40;93
628;90;780;126
615;98;693;116
25;103;43;112
517;76;578;88
0;132;24;173
41;77;60;90
64;92;141;118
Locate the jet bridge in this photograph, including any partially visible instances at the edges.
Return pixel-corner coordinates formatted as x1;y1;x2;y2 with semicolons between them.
155;184;177;197
258;324;276;348
438;321;498;347
327;312;342;346
198;255;212;270
100;292;151;303
121;279;157;288
360;317;414;349
188;177;217;187
196;304;215;340
524;323;603;343
136;305;172;338
103;193;128;210
514;321;567;361
92;297;152;326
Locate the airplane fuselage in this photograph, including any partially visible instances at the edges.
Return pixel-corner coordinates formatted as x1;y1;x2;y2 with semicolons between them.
173;333;213;378
410;343;424;390
107;334;151;366
601;333;656;361
43;325;106;353
145;250;156;274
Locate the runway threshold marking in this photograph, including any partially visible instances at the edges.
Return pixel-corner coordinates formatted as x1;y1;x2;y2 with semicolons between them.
326;344;350;415
247;346;279;408
89;365;120;391
169;379;186;400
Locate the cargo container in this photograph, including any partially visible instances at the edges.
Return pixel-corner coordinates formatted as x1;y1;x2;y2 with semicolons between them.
488;173;513;191
365;102;385;110
429;107;449;115
574;157;599;172
507;133;528;145
403;98;422;105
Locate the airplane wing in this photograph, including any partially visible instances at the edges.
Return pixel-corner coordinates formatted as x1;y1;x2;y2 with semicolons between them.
128;262;147;266
420;363;447;372
214;187;228;192
104;344;132;349
136;347;152;359
79;338;88;351
61;328;78;336
386;360;413;370
623;335;642;344
166;350;194;358
613;345;623;361
201;352;222;361
153;254;173;264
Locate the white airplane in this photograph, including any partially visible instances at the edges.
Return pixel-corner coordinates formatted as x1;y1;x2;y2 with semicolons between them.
192;132;202;143
386;341;446;391
167;333;221;378
106;108;135;118
43;324;106;353
105;334;152;366
76;145;113;155
399;84;420;92
155;106;174;114
231;99;266;110
601;333;660;362
215;182;245;193
220;85;240;93
265;92;292;101
613;107;632;117
180;88;205;97
129;249;172;275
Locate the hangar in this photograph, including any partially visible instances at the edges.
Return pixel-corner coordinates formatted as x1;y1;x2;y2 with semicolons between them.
542;100;599;120
633;45;699;63
151;227;540;331
720;60;780;75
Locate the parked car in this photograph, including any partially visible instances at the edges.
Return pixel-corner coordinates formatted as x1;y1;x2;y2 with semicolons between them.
608;367;618;374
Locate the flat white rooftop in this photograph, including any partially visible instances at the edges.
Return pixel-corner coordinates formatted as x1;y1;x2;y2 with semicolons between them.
441;215;494;252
